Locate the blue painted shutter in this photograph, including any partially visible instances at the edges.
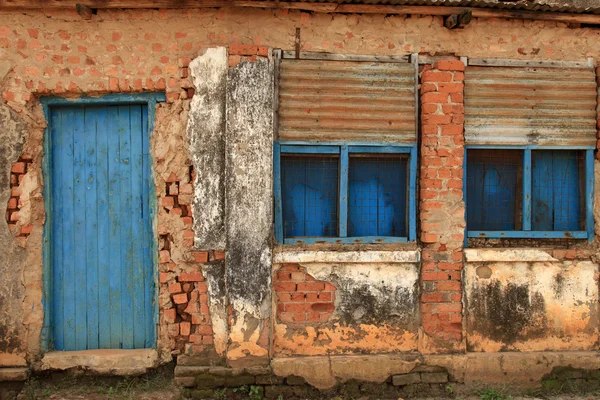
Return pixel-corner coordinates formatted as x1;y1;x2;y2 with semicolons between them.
532;150;583;231
348;156;407;237
281;155;338;237
466;150;522;231
50;104;154;351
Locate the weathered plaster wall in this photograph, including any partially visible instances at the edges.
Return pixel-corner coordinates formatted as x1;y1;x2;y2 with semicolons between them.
187;47;227;251
186;47;229;358
2;6;600;373
464;249;599;352
0;102;27;368
224;58;274;367
5;8;600;108
272;251;420;356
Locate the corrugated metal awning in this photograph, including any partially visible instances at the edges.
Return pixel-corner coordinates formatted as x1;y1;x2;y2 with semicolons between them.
278;59;416;143
464;66;598;146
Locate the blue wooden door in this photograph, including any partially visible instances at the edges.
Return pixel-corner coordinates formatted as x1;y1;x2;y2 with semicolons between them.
49;104;154;350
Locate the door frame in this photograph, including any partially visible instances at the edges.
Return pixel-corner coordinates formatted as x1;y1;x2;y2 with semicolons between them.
40;93;166;351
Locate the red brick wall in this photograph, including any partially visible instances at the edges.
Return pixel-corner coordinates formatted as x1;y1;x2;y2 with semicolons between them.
157;168;224;355
419;60;466;347
274;264;337;324
5;155;33;238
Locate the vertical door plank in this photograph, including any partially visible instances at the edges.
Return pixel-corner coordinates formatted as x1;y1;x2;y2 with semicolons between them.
50;109;65;351
84;107;99;349
129;105;145;348
61;107;77;350
141;105;154;347
72;107;88;350
95;107;111;349
118;105;135;349
107;106;123;348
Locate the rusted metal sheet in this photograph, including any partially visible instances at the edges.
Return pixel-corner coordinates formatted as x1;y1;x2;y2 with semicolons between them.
278;59;416;143
465;66;597;146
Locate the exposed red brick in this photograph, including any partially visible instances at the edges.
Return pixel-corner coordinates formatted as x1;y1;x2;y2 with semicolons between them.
164;308;176;324
179;272;204;282
172;293;188;304
180;321;191;336
168;282;182;294
192;251;208;263
433;59;465;71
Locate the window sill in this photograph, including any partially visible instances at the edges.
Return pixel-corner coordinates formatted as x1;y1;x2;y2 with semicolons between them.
283;236;409;245
273;249;420;264
467;231;588;239
465;248;558;262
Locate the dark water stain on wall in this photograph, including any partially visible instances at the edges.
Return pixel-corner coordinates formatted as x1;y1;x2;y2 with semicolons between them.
335;278;418;330
553;272;566;299
469;280;547;348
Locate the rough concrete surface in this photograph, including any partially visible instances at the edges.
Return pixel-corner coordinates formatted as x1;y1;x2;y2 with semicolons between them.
272;354;419;389
272;351;600;389
39;349;159;376
224;58;274;365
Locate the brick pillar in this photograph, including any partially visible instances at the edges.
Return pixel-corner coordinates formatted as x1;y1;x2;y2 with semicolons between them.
419;60;466;352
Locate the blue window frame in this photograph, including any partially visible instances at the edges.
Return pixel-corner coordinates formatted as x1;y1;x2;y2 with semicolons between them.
274;143;417;244
464;146;594;240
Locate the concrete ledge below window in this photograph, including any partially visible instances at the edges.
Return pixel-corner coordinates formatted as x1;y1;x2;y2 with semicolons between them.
39;349;159;376
273;250;420;264
465;248;557;262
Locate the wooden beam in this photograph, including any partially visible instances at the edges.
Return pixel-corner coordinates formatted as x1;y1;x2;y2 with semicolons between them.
281;50;410;62
467;57;594;69
0;0;338;11
2;0;600;25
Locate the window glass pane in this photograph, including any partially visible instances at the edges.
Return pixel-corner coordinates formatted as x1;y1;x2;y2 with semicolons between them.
467;150;522;231
348;155;407;237
281;155;339;237
532;150;584;231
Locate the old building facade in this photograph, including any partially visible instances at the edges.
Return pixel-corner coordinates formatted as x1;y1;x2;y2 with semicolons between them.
2;0;600;394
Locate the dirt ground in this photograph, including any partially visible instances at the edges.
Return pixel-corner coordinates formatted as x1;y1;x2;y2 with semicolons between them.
7;388;600;400
2;369;600;400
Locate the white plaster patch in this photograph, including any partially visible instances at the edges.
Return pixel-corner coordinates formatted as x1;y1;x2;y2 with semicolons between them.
187;47;228;249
